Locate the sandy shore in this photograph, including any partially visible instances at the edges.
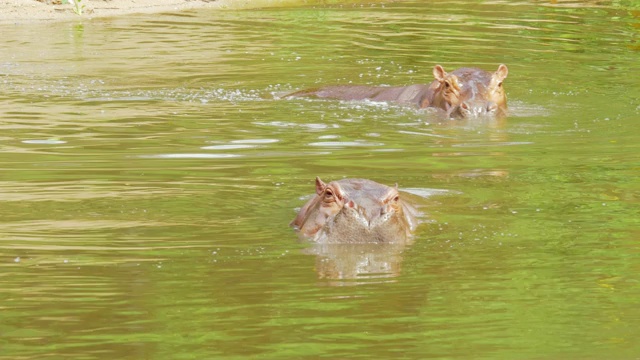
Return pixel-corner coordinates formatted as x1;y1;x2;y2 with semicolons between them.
0;0;312;24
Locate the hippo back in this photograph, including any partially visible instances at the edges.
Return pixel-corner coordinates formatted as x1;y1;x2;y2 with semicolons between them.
284;84;432;108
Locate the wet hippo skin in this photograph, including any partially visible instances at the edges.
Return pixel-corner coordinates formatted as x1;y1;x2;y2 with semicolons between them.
285;64;509;118
291;177;418;243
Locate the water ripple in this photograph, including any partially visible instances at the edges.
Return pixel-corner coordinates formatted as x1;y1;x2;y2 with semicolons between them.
307;141;385;147
139;153;242;159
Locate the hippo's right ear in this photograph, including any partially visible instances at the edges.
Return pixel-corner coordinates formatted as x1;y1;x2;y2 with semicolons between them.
315;177;327;195
433;65;447;82
495;64;508;82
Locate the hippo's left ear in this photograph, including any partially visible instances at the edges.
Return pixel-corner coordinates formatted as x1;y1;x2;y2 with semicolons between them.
433;65;448;82
315;177;327;195
495;64;508;82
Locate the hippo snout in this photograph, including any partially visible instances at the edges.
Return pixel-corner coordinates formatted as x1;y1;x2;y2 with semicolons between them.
343;200;394;229
451;100;503;118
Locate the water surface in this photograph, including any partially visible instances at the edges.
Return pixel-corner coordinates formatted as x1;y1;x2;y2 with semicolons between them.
1;1;639;359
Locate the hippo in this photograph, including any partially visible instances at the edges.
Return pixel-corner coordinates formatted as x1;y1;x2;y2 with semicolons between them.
291;177;418;243
284;64;509;118
438;65;509;118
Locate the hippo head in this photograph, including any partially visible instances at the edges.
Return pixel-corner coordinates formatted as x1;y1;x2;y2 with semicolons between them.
429;65;463;113
291;177;418;243
430;64;509;118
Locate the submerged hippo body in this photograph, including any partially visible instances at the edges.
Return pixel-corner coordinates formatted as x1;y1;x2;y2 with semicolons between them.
291;177;418;243
286;84;433;109
285;64;509;118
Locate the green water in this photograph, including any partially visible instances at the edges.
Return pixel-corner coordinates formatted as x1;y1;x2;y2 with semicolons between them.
1;1;639;359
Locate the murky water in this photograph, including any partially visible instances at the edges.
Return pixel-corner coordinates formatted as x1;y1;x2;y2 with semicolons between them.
1;1;639;358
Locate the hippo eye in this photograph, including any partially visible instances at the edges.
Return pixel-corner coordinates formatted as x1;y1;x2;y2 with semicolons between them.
324;190;334;199
444;82;450;88
386;194;399;204
498;82;503;87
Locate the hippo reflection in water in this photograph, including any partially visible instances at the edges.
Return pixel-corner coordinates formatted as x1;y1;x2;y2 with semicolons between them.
285;64;509;119
304;243;409;285
291;177;419;243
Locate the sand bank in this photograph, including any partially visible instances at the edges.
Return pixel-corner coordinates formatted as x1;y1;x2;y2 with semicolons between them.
0;0;320;24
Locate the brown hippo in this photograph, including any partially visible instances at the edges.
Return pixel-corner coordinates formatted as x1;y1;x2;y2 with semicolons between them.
291;177;418;243
284;64;509;118
440;65;509;118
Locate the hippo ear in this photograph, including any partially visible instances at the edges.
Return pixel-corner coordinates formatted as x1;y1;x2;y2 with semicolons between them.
315;177;326;195
433;65;447;82
495;64;508;82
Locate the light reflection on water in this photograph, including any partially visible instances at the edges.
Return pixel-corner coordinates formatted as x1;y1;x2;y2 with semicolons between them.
140;153;244;158
307;141;385;147
1;0;639;359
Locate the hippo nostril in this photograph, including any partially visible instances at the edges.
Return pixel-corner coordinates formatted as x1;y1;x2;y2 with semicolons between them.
455;101;473;118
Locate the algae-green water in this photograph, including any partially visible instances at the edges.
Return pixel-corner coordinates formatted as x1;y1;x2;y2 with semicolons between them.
1;1;639;358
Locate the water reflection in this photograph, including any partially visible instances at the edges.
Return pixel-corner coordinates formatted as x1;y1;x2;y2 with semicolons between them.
1;0;639;358
307;140;384;147
201;144;257;150
303;242;410;286
139;153;243;159
21;139;68;145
